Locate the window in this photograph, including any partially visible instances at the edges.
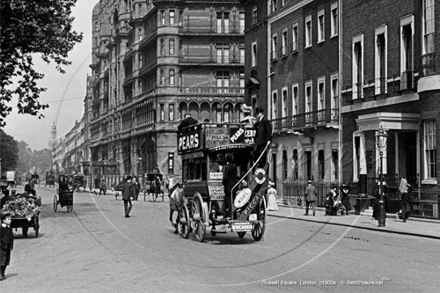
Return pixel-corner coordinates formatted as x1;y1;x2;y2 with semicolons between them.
160;38;165;55
330;73;338;119
375;26;387;95
305;16;312;48
169;69;175;86
160;104;165;121
292;84;299;122
216;71;230;93
138;28;143;42
217;12;230;33
169;10;175;25
169;104;174;121
282;150;288;180
239;12;245;34
252;41;257;67
317;10;324;43
317;77;325;121
423;0;435;75
352;35;364;100
400;16;414;90
239;72;245;94
281;29;288;56
331;2;338;37
252;7;258;25
292;149;298;180
169;38;175;55
270;90;278;120
160;68;165;86
282;87;288;117
168;153;174;174
305;81;312;123
216;43;230;64
270;0;277;13
424;120;437;179
423;0;435;54
160;10;166;26
282;0;287;7
318;149;325;181
292;22;298;52
139;54;143;68
272;33;278;60
240;47;245;64
179;9;184;26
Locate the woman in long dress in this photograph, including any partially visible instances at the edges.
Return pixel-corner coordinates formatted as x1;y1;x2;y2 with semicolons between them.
267;180;279;211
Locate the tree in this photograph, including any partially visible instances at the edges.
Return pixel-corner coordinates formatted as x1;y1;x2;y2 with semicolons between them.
0;0;83;126
0;129;19;172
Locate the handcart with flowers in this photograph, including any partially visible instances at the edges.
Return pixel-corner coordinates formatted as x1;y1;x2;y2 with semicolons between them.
176;121;269;242
1;196;41;238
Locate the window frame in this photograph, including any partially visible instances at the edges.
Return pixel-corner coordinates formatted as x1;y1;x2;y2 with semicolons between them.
352;34;364;100
375;25;388;95
330;2;338;38
423;120;437;182
305;15;312;48
317;9;325;43
292;22;299;53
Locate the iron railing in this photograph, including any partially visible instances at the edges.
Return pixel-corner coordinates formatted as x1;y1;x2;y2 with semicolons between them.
271;108;338;132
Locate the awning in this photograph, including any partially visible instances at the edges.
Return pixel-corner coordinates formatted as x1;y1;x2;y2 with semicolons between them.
246;77;260;88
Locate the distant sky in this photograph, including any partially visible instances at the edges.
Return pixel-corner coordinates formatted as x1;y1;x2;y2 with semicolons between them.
3;1;97;151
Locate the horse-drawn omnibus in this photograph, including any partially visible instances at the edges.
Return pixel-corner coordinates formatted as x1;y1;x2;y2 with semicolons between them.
177;121;270;242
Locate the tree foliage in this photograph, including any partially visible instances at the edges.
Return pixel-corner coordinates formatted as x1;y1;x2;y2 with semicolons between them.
0;129;19;172
0;0;83;126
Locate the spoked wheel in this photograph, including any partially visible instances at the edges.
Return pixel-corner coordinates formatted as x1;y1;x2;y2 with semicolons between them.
237;232;246;238
251;197;267;241
179;204;190;239
53;195;58;212
192;194;206;242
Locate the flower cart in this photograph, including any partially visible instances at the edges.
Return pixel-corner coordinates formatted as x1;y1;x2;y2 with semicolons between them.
1;196;41;238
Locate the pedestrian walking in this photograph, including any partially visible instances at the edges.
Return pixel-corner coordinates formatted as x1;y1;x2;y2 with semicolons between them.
133;178;140;201
99;178;107;196
122;176;135;217
398;178;411;223
304;180;317;216
340;183;352;215
267;180;279;211
0;212;13;281
253;107;272;168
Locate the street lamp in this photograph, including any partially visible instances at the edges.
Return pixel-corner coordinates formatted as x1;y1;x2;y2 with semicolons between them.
376;125;388;227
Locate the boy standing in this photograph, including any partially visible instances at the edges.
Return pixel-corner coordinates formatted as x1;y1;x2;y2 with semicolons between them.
0;212;13;281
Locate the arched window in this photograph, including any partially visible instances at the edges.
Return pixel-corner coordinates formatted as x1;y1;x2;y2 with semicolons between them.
224;103;232;122
282;150;288;180
200;102;210;121
179;102;187;121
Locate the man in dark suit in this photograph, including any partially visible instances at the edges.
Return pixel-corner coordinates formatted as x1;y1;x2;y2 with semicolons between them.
122;176;135;217
178;113;198;131
222;153;237;218
253;107;272;167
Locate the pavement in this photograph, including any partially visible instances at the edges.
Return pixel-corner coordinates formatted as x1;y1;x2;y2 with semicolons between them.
267;203;440;240
93;187;440;240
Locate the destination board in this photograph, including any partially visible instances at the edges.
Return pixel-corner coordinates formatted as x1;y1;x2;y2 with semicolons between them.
205;128;230;148
208;182;225;200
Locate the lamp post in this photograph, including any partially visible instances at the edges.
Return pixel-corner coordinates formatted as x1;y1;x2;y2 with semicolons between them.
376;125;388;227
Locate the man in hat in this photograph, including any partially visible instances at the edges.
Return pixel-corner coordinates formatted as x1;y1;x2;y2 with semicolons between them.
304;180;317;216
254;106;272;168
178;113;198;131
122;176;135;217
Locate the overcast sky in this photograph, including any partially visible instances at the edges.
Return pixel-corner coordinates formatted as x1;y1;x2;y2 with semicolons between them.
3;1;98;151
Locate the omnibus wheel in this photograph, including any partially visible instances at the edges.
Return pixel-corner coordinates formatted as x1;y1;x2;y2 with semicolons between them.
252;197;267;241
192;194;206;242
53;195;58;212
237;232;246;238
179;204;190;239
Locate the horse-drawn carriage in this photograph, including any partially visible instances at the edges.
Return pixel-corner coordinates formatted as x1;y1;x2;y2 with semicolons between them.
176;121;268;242
144;173;164;202
45;171;56;187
